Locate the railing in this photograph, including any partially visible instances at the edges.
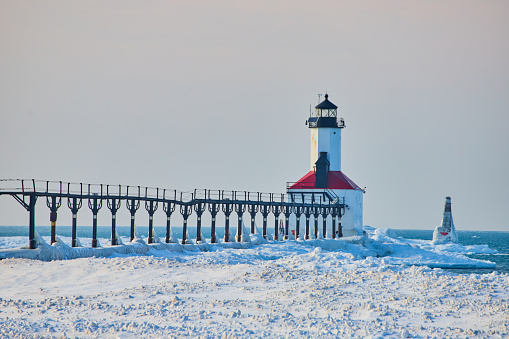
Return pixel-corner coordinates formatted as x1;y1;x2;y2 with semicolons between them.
287;181;316;189
0;179;346;250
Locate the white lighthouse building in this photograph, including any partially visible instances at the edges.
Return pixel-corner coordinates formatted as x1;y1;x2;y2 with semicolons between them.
287;94;363;237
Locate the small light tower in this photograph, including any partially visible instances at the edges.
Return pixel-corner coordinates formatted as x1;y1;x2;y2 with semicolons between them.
432;196;458;243
287;94;363;237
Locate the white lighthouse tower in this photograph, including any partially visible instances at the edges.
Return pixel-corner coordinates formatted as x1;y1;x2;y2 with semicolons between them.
287;94;363;237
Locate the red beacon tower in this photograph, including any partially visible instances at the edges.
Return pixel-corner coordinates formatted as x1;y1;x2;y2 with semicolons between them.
287;94;363;238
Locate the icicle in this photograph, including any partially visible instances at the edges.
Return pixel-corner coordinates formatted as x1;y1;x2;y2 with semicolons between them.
34;229;48;247
131;227;145;244
152;227;161;243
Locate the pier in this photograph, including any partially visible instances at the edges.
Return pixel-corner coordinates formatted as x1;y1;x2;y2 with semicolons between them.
0;179;346;249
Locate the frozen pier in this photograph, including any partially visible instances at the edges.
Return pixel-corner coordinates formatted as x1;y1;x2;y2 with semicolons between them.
0;179;346;249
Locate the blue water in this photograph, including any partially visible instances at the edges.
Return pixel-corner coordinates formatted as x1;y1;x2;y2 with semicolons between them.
394;229;509;275
1;226;508;275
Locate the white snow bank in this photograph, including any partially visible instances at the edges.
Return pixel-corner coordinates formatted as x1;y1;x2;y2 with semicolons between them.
0;226;505;338
1;248;507;339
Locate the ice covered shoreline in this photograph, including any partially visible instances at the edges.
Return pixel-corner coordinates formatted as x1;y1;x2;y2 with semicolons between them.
1;228;507;338
0;226;498;270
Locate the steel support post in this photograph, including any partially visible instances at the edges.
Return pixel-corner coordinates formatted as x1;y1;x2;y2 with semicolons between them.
180;204;192;245
64;196;82;247
71;198;78;247
126;199;140;242
272;205;281;241
305;208;311;240
224;216;230;242
314;216;318;239
130;214;135;241
148;213;154;243
322;208;328;239
163;202;175;243
47;195;60;245
46;183;62;246
66;196;82;247
88;196;102;248
196;212;202;243
107;198;121;246
211;214;217;243
283;206;292;240
50;209;57;245
222;203;233;243
194;202;206;243
235;203;245;242
112;209;117;245
322;216;327;239
250;213;256;235
284;215;290;240
165;213;172;243
28;193;37;249
182;214;188;244
331;208;337;239
64;183;83;248
313;208;320;239
50;220;56;244
274;217;279;240
331;215;336;239
236;213;242;242
49;196;57;245
208;203;220;243
146;201;156;244
92;209;98;247
294;206;302;240
145;200;158;244
261;205;269;240
248;204;258;235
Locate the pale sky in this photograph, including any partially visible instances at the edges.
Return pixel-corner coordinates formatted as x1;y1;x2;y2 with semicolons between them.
1;0;508;231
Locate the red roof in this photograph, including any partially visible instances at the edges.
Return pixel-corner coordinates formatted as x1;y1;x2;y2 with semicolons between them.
288;171;361;190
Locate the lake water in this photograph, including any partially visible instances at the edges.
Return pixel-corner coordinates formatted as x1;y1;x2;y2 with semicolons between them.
393;229;509;275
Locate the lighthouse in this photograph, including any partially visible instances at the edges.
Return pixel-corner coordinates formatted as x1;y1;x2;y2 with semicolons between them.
432;196;458;243
287;94;363;237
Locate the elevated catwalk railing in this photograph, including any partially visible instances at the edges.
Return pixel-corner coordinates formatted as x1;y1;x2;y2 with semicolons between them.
0;179;346;250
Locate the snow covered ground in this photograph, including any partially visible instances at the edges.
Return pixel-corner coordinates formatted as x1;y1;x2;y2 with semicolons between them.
1;228;508;338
